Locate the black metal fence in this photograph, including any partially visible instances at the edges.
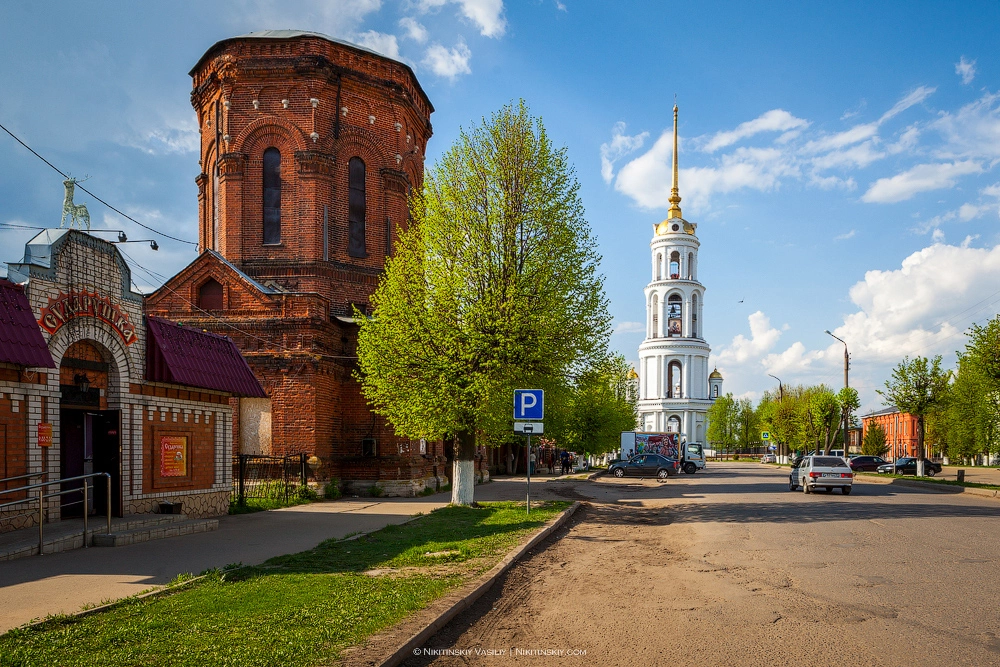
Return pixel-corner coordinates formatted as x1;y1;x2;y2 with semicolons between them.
234;453;308;506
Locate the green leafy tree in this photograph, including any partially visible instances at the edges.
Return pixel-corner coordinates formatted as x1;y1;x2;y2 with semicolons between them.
356;101;611;505
878;355;952;476
707;393;738;451
734;397;761;451
563;354;637;456
861;420;889;457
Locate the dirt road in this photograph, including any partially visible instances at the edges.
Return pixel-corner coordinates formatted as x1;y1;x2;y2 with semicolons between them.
402;464;1000;666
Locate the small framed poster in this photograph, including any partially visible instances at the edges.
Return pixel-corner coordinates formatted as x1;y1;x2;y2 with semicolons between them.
160;435;188;477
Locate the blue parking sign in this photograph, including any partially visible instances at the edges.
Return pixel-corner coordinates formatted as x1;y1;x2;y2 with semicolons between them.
513;389;544;420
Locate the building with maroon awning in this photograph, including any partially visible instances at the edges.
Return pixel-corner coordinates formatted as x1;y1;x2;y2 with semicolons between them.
146;316;265;398
0;279;54;369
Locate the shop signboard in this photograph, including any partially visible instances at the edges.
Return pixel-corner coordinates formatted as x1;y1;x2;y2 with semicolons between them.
160;435;188;477
37;422;52;447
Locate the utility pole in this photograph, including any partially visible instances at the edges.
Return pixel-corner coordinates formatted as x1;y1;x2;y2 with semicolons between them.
768;374;784;461
825;331;850;457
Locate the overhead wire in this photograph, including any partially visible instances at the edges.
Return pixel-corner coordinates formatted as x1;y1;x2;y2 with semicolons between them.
0;121;197;246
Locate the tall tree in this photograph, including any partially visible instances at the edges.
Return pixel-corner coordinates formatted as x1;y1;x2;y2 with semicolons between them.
878;356;951;476
356;101;611;505
562;354;637;456
707;393;738;451
734;397;761;451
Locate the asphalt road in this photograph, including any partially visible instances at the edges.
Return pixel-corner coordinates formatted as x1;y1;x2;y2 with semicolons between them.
405;463;1000;667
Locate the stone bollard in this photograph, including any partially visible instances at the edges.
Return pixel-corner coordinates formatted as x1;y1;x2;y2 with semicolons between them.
957;469;965;483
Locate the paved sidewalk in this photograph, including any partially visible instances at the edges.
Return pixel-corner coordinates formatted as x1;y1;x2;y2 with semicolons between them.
0;478;570;634
0;496;451;633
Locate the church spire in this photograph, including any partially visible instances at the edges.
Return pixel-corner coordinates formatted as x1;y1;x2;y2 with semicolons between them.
667;104;683;220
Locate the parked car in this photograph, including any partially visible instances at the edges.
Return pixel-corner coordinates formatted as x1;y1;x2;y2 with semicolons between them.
789;455;854;494
609;454;679;479
876;457;942;476
760;454;777;464
848;455;888;473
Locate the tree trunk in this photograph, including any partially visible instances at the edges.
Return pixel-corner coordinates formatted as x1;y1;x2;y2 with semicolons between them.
452;429;477;505
916;415;926;477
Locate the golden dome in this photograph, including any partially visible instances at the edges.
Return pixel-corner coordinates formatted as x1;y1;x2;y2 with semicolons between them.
627;366;639;380
709;367;723;380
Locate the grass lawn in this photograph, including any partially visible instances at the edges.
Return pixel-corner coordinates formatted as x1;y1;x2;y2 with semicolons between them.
0;500;569;667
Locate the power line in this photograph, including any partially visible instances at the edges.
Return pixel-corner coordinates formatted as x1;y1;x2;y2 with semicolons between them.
0;121;197;246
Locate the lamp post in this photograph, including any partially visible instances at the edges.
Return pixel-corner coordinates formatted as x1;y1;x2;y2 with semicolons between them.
767;374;784;461
825;331;849;457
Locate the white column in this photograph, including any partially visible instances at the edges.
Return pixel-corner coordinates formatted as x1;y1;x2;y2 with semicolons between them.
684;354;692;398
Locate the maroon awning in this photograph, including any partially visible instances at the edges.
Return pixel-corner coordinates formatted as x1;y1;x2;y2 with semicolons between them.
145;316;266;397
0;279;55;368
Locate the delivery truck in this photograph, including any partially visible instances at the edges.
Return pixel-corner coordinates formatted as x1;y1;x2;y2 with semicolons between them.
619;431;707;474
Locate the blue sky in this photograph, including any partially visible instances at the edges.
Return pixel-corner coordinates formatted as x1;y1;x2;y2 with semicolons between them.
1;1;999;412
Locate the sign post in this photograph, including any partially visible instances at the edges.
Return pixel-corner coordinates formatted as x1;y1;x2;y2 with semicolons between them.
514;390;544;514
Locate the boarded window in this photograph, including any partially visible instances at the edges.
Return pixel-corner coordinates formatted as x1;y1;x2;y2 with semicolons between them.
348;157;367;257
199;279;224;310
263;147;281;245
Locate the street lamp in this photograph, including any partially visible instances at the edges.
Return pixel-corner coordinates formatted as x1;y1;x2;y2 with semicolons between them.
767;374;783;461
824;331;850;457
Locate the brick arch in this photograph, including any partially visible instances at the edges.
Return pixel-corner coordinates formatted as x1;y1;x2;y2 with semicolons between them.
235;116;308;155
336;126;391;172
48;319;135;406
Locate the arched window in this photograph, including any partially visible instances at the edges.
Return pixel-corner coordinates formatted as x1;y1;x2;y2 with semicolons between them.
262;148;281;244
688;252;694;279
651;294;659;338
667;294;682;337
668;361;682;398
667;415;681;433
656;253;662;280
198;278;224;310
669;251;680;279
348;157;367;257
691;293;699;338
712;384;719;398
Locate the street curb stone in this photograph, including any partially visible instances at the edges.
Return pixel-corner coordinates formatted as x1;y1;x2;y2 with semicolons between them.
377;501;581;667
856;474;1000;499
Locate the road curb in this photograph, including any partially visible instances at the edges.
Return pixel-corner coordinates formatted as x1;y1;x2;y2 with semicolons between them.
857;474;1000;499
377;501;581;667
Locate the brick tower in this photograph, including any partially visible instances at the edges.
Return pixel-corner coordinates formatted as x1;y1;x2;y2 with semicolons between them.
147;31;448;495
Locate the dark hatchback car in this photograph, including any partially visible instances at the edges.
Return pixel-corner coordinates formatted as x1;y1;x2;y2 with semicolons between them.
876;457;942;476
610;454;679;479
849;455;888;472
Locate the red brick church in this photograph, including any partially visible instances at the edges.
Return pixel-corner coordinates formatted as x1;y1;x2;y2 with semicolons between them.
147;31;468;495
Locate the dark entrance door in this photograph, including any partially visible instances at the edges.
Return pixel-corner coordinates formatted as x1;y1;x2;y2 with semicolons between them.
59;409;121;518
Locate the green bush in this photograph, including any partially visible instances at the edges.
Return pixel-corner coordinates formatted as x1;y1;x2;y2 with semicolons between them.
368;483;384;498
324;479;342;500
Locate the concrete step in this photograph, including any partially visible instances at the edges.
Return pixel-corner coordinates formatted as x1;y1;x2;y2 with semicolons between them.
92;518;219;547
0;514;209;561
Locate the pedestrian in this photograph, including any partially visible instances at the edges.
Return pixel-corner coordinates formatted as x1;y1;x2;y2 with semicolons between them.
560;449;570;475
529;449;536;476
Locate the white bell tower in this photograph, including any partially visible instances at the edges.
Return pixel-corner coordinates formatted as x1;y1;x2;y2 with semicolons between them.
636;105;721;444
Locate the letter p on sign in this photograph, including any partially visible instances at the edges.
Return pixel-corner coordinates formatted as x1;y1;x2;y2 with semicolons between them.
513;389;544;420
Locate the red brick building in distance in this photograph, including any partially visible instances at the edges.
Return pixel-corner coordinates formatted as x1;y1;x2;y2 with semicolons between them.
146;31;473;495
862;407;920;460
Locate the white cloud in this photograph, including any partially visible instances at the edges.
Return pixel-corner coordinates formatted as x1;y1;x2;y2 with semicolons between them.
714;311;783;365
417;0;507;38
932;91;1000;160
835;229;856;240
354;30;400;59
879;85;935;123
600;122;648;184
422;39;472;79
956;56;976;85
702;109;809;153
398;16;429;43
862;160;982;203
613;321;645;335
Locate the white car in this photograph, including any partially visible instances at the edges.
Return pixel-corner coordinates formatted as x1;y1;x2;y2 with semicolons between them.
760;454;777;464
789;455;854;495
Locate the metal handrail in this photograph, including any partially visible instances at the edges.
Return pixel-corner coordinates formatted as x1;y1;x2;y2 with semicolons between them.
0;473;112;554
0;471;46;491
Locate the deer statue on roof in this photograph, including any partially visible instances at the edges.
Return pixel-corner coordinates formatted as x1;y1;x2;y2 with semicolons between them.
61;177;91;231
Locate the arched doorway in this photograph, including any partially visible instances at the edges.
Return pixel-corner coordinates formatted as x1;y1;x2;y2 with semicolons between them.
59;340;121;518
